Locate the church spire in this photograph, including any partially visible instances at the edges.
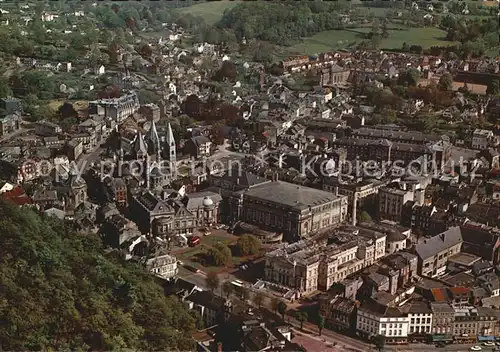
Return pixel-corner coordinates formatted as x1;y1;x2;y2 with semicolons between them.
132;130;148;160
146;120;161;156
166;122;175;147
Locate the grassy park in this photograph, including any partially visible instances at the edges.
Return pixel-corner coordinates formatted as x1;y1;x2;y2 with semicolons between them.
177;0;241;25
286;27;453;56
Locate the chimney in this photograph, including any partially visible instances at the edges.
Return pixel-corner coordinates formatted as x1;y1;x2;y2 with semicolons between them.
217;342;223;352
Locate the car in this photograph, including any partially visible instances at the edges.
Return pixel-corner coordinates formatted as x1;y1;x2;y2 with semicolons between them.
483;342;495;347
240;264;248;270
471;346;482;351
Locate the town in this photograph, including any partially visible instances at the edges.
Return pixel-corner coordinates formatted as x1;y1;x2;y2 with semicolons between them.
0;1;499;351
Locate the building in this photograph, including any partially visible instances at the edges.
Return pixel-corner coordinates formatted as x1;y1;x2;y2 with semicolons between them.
0;97;22;115
35;120;62;137
184;136;213;159
183;191;222;227
472;129;494;150
357;221;410;255
459;221;500;264
408;301;433;338
330;138;435;166
185;290;232;328
414;227;463;277
139;103;160;122
430;302;454;337
146;253;178;280
88;91;140;123
453;307;499;342
321;64;351;87
0;114;21;136
240;180;348;240
264;225;386;295
66;139;83;161
319;295;357;332
356;299;410;344
378;185;415;223
351;127;441;146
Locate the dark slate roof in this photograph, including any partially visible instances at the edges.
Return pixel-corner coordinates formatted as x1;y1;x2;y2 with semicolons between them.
244;181;343;211
415;227;463;260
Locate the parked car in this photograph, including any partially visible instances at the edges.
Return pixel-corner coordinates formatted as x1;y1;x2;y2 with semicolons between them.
188;236;201;247
483;342;495;347
471;346;482;351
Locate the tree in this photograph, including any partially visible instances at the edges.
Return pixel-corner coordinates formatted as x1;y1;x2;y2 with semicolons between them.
373;334;385;351
487;79;500;96
357;211;372;223
438;73;453;91
214;243;232;266
253;291;265;308
296;311;308;330
0;200;195;351
205;272;220;293
0;78;12;99
270;296;280;315
236;234;261;256
277;301;287;321
222;281;233;299
214;61;237;82
57;102;78;119
317;314;325;336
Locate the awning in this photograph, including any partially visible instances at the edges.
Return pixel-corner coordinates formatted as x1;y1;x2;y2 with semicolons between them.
431;335;453;342
478;336;495;342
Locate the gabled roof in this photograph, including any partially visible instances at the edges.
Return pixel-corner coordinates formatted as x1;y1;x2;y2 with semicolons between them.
415;227;463;260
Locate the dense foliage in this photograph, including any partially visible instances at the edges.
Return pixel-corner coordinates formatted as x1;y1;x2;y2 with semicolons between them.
0;201;195;351
218;1;349;46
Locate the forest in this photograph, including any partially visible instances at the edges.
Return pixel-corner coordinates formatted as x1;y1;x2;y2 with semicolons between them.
0;200;195;351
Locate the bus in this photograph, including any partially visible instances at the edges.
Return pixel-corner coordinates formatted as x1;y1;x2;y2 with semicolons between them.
188;236;200;247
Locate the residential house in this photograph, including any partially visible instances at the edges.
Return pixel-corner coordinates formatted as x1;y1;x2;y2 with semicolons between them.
414;227;463;277
184;136;213;159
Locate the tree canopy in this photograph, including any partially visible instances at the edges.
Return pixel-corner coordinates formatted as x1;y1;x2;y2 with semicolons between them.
0;200;195;351
236;234;261;256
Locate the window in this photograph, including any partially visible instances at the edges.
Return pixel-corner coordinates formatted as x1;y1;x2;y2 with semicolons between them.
427;318;431;324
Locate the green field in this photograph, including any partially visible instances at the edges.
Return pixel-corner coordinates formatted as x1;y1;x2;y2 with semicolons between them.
286;27;453;55
177;0;241;25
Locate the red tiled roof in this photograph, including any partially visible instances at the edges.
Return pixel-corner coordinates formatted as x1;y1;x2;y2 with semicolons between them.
431;288;447;302
1;187;33;206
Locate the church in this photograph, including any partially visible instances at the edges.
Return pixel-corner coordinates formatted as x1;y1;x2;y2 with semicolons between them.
111;121;177;190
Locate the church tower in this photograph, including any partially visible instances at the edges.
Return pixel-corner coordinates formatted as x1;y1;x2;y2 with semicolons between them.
146;120;161;160
164;123;177;180
132;130;148;162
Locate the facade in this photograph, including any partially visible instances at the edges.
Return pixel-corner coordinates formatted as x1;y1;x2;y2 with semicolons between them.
415;227;463;277
321;64;351;87
0;114;21;136
471;129;494;150
264;225;386;294
185;136;213;159
453;307;498;338
35;120;62;136
319;295;357;332
356;301;410;344
88;91;140;123
330;138;435;165
378;186;414;223
240;180;348;240
408;302;433;336
185;291;232;328
146;253;178;280
430;302;454;336
183;191;222;227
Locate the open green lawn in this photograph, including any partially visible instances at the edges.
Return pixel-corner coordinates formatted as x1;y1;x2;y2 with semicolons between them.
177;0;241;25
286;26;453;55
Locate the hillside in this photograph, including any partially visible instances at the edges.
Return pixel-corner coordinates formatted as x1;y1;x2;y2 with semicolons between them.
0;201;195;350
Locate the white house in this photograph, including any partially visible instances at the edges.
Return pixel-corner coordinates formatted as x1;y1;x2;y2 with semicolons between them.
472;129;494;150
74;10;84;17
408;302;433;336
41;12;58;22
357;302;410;344
94;65;105;76
0;181;15;194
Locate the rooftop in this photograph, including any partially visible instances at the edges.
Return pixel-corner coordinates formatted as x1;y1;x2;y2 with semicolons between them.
415;227;463;260
244;180;344;211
